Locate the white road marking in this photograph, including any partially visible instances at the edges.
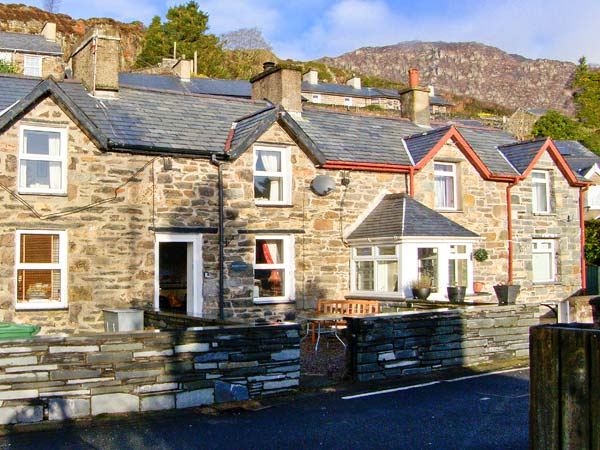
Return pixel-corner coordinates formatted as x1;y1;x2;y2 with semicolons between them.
341;367;529;400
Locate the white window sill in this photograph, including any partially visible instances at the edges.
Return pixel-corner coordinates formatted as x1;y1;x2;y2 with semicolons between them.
18;190;68;197
253;297;294;305
16;303;68;311
254;201;293;207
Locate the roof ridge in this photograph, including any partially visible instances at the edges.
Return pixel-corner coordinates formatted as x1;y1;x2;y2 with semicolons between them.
303;106;419;125
404;125;452;140
118;85;269;105
498;137;547;149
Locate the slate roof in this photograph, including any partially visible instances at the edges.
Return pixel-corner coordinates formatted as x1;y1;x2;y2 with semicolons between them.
296;108;422;165
455;126;518;175
555;140;600;177
0;75;40;111
302;82;400;99
0;31;63;55
430;95;454;107
498;139;548;174
348;193;479;240
404;126;452;165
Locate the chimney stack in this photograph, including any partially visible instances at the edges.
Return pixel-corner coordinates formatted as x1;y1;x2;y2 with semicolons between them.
40;22;56;42
250;63;302;116
400;68;430;127
173;59;192;82
69;26;121;97
346;76;361;90
302;69;318;85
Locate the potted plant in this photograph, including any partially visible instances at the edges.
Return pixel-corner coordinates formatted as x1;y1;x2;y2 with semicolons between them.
493;282;520;305
410;276;432;300
473;248;489;263
447;284;466;303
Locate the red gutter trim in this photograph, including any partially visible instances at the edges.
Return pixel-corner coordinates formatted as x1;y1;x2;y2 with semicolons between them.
322;161;411;173
580;186;589;293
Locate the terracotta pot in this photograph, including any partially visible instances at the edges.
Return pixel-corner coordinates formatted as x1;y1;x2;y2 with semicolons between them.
473;281;484;293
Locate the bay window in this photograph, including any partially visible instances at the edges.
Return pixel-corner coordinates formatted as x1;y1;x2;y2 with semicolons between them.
16;230;67;309
254;145;291;205
19;125;67;195
254;235;294;303
352;245;399;293
434;162;458;210
448;245;469;286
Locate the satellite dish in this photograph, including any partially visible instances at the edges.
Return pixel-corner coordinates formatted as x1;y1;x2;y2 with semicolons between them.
311;175;336;196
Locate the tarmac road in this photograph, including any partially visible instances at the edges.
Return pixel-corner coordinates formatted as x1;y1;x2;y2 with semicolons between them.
0;368;530;450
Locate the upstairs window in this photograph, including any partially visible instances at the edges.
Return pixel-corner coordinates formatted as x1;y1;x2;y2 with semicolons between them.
23;55;42;77
532;170;551;213
254;146;291;205
344;97;352;107
16;230;67;309
19;125;67;195
311;94;321;103
434;162;457;210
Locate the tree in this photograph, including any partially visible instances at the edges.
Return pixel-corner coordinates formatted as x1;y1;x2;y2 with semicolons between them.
134;1;225;77
43;0;61;13
572;56;600;129
532;110;582;140
221;28;272;51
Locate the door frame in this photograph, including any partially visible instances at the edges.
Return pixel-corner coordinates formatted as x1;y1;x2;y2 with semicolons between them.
154;233;203;316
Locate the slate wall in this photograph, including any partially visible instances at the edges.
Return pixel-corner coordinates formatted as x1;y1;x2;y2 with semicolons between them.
346;305;541;382
0;323;300;425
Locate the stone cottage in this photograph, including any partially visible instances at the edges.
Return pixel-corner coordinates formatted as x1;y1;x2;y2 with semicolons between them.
0;27;590;333
0;23;64;79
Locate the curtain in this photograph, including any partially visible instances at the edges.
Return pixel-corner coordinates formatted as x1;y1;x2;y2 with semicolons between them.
48;133;61;190
435;175;454;208
261;240;282;295
258;151;280;201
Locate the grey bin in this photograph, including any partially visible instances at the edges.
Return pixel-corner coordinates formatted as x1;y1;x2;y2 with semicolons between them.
103;309;143;332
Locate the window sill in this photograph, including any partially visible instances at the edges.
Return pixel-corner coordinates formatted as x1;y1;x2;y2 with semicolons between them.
18;191;68;197
16;303;68;311
436;209;463;213
253;298;295;305
532;282;561;286
254;202;293;208
532;212;556;216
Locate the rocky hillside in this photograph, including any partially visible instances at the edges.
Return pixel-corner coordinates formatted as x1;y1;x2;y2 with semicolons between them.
319;41;577;114
0;3;144;70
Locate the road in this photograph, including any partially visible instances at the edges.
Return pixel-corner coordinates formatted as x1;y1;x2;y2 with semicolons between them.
0;368;529;450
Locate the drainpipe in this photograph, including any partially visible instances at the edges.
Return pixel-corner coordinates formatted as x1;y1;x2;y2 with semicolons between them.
409;167;415;197
506;178;521;284
580;186;589;293
210;155;225;320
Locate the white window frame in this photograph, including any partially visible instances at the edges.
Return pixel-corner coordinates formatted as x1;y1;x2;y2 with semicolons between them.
311;94;321;103
344;97;352;107
154;233;203;317
18;124;68;195
351;245;400;295
448;244;469;286
0;51;12;64
15;229;68;310
253;145;292;206
532;239;556;283
434;162;458;210
532;170;551;213
253;234;294;304
23;54;42;77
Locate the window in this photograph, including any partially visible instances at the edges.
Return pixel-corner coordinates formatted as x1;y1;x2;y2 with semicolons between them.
371;98;380;105
0;52;12;63
19;125;67;194
532;239;556;283
344;97;352;107
418;247;438;291
434;162;457;210
587;185;600;209
532;170;551;213
352;245;398;293
448;245;468;286
23;55;42;77
15;230;67;309
254;235;294;303
253;146;290;205
311;94;321;103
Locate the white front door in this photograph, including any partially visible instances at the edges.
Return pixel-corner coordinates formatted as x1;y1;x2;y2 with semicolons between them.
154;233;203;316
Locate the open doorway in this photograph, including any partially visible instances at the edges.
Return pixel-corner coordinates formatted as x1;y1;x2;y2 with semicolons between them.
154;233;203;316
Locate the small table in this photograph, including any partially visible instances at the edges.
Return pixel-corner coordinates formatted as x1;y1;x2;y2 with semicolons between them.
299;313;347;352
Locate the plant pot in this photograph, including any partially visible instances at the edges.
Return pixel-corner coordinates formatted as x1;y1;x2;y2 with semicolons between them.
473;281;484;293
493;284;520;305
412;287;431;300
447;286;466;303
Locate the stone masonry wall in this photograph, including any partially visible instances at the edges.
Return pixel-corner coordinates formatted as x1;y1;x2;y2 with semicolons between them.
11;53;64;79
0;322;300;425
346;304;542;382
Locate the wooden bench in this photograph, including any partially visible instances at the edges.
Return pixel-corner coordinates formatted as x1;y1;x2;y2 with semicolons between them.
309;299;380;344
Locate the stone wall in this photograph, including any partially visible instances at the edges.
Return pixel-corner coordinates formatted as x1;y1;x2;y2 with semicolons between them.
0;322;300;425
346;305;542;382
10;53;64;79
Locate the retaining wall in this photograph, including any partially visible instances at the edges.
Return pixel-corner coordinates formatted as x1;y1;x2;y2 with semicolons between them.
346;305;542;382
0;323;300;425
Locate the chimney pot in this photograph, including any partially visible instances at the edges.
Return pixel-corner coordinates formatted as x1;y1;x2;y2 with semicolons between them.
409;68;419;88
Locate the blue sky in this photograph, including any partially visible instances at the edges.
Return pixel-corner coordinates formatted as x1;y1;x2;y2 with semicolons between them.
7;0;600;63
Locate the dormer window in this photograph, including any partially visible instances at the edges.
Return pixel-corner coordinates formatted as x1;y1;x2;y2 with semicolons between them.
434;162;458;210
18;125;67;195
532;170;551;213
253;145;291;205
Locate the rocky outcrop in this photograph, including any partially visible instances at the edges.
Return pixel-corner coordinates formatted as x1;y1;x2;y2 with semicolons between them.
0;3;144;70
319;41;577;114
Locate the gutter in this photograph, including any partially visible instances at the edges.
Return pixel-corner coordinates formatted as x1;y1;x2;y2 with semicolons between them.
210;155;225;320
322;161;411;173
